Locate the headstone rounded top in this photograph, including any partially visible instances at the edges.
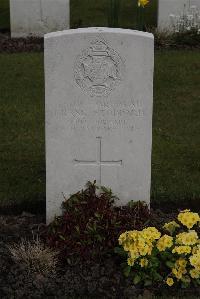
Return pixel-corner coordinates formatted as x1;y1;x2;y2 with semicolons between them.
44;27;154;40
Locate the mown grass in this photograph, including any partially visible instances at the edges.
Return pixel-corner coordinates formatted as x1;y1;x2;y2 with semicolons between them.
0;50;200;209
152;50;200;207
0;0;157;31
70;0;158;29
0;53;45;207
0;0;10;30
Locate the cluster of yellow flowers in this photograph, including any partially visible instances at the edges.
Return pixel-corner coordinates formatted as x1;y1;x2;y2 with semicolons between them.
164;210;200;286
172;245;192;255
176;231;198;246
172;258;187;280
166;258;188;286
118;209;200;287
119;227;161;267
156;234;173;252
189;245;200;277
138;0;149;8
178;210;200;229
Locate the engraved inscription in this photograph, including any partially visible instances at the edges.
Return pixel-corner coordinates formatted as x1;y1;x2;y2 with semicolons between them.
74;137;122;185
48;98;144;132
74;39;125;97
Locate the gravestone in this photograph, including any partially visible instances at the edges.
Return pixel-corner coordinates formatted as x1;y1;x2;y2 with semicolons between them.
45;28;154;223
10;0;70;38
158;0;200;30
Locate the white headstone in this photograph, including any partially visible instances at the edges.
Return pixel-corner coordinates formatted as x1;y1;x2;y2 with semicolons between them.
158;0;200;30
10;0;70;38
45;28;154;223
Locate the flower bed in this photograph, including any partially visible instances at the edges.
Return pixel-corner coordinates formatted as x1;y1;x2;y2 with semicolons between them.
117;210;200;288
1;184;200;298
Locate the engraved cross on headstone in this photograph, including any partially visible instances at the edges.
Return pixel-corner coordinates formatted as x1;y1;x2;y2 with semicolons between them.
74;137;122;185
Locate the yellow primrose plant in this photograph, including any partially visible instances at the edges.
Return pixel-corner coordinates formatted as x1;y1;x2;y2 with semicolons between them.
115;210;200;288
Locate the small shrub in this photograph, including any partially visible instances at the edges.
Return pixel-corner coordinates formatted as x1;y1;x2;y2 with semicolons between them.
8;235;58;275
116;209;200;288
150;27;200;49
173;29;200;48
152;28;175;49
47;181;150;261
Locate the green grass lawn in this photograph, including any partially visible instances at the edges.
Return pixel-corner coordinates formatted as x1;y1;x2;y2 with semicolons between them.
71;0;157;29
0;50;200;209
0;0;10;30
152;50;200;207
0;53;45;207
0;0;157;31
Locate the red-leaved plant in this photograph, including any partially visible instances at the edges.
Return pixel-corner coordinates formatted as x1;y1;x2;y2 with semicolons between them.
47;181;150;262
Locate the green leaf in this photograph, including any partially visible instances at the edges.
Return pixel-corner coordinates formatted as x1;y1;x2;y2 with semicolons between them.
133;274;141;285
101;186;112;194
144;279;152;287
59;234;66;241
123;265;131;277
196;279;200;285
181;282;189;289
114;246;126;256
96;234;104;242
153;272;163;281
181;275;191;284
166;261;174;269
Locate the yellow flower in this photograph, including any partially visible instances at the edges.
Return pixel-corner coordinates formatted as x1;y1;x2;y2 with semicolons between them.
175;258;187;268
141;227;161;241
130;247;140;259
139;244;150;256
127;257;135;266
176;231;198;246
192;245;200;254
172;264;187;279
138;0;149;7
163;221;180;233
123;241;132;252
118;232;128;245
190;268;200;279
189;253;200;270
172;246;191;255
127;230;139;240
178;210;200;229
157;235;173;252
140;258;148;268
166;277;174;286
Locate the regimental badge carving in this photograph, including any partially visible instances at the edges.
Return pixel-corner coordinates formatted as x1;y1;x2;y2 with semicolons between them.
74;39;125;97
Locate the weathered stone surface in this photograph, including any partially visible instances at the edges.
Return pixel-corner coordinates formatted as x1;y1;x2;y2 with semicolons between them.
45;28;154;223
158;0;200;30
10;0;70;38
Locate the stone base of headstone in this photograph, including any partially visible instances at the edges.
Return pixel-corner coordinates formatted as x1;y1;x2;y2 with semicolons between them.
10;0;70;38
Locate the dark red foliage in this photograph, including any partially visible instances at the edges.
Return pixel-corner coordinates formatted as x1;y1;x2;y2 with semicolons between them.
47;182;150;261
0;35;43;53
